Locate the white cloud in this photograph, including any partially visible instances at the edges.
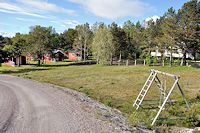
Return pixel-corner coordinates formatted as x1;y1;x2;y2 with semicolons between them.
143;15;160;28
0;2;49;18
0;2;22;11
50;19;80;29
0;32;15;37
69;0;152;20
16;17;36;22
145;15;160;22
0;0;76;19
17;0;76;15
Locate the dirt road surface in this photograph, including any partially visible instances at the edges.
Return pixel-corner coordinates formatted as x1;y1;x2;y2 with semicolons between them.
0;75;134;133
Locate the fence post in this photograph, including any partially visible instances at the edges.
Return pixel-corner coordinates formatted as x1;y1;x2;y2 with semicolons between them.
180;58;183;66
144;60;146;66
126;59;129;66
118;60;120;66
162;60;165;66
135;59;137;66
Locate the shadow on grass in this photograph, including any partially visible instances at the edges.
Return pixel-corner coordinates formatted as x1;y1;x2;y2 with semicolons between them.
0;61;96;74
0;68;51;74
38;61;96;67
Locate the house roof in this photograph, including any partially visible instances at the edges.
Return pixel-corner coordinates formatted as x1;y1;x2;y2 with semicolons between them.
68;49;81;53
53;50;65;54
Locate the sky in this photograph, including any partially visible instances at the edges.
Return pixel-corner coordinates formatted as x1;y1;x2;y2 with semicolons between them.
0;0;189;37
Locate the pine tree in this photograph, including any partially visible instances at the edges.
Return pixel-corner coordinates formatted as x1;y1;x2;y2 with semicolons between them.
109;22;128;61
177;0;199;65
156;7;178;66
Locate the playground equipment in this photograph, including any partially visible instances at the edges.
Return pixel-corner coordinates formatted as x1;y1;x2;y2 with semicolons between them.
133;69;190;126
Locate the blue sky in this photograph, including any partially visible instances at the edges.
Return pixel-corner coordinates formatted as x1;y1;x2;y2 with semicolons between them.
0;0;189;37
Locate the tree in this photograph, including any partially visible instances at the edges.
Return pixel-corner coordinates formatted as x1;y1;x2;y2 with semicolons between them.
0;36;8;66
156;7;178;66
123;21;135;59
29;25;54;66
49;33;60;51
2;33;28;66
74;23;92;61
59;28;77;51
92;24;115;64
123;21;144;59
109;22;128;61
142;20;159;58
0;35;5;49
177;0;199;65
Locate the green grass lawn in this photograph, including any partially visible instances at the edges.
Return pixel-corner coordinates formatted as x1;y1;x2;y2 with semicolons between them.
0;64;200;127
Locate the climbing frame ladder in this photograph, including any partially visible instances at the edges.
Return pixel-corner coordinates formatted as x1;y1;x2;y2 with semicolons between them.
133;69;190;126
133;70;157;110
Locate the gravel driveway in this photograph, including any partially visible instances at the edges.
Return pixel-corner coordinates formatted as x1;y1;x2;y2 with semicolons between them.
0;75;134;133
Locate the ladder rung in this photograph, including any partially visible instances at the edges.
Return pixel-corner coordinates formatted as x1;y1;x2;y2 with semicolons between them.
149;78;153;81
143;89;148;92
135;103;139;107
136;99;142;102
133;70;157;110
139;95;143;98
140;94;144;97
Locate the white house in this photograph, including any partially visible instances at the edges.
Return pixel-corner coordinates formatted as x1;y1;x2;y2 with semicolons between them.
151;49;194;59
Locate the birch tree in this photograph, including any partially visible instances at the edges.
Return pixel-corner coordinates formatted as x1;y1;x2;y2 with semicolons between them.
74;23;92;61
92;24;115;65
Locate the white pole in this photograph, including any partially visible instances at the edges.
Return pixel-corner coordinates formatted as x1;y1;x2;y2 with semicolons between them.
151;78;179;126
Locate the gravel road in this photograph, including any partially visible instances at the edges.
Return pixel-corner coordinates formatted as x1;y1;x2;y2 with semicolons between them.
0;75;134;133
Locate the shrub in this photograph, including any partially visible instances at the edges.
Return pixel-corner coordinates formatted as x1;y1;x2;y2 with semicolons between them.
182;105;200;127
145;55;153;66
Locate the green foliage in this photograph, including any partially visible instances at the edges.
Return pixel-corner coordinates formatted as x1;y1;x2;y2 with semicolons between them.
130;100;200;128
129;110;156;128
110;22;128;59
145;55;153;65
91;24;115;65
182;106;199;127
104;99;114;107
74;23;92;61
173;59;181;66
2;44;15;52
153;56;158;65
123;21;143;59
29;25;55;66
59;28;77;51
176;0;200;66
0;36;11;64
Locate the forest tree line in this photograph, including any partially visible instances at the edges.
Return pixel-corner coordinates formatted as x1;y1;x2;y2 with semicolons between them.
0;0;199;66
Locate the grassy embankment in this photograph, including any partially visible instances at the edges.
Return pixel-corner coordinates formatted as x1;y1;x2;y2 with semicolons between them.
0;63;200;128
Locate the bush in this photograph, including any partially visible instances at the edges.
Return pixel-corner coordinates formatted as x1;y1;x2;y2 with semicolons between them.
145;55;153;66
153;57;158;65
129;110;156;128
182;104;200;127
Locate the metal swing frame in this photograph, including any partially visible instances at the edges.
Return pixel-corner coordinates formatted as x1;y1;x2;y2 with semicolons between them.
133;69;190;126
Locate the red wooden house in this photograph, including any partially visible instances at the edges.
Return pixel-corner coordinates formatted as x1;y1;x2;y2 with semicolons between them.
68;50;81;61
4;56;26;66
